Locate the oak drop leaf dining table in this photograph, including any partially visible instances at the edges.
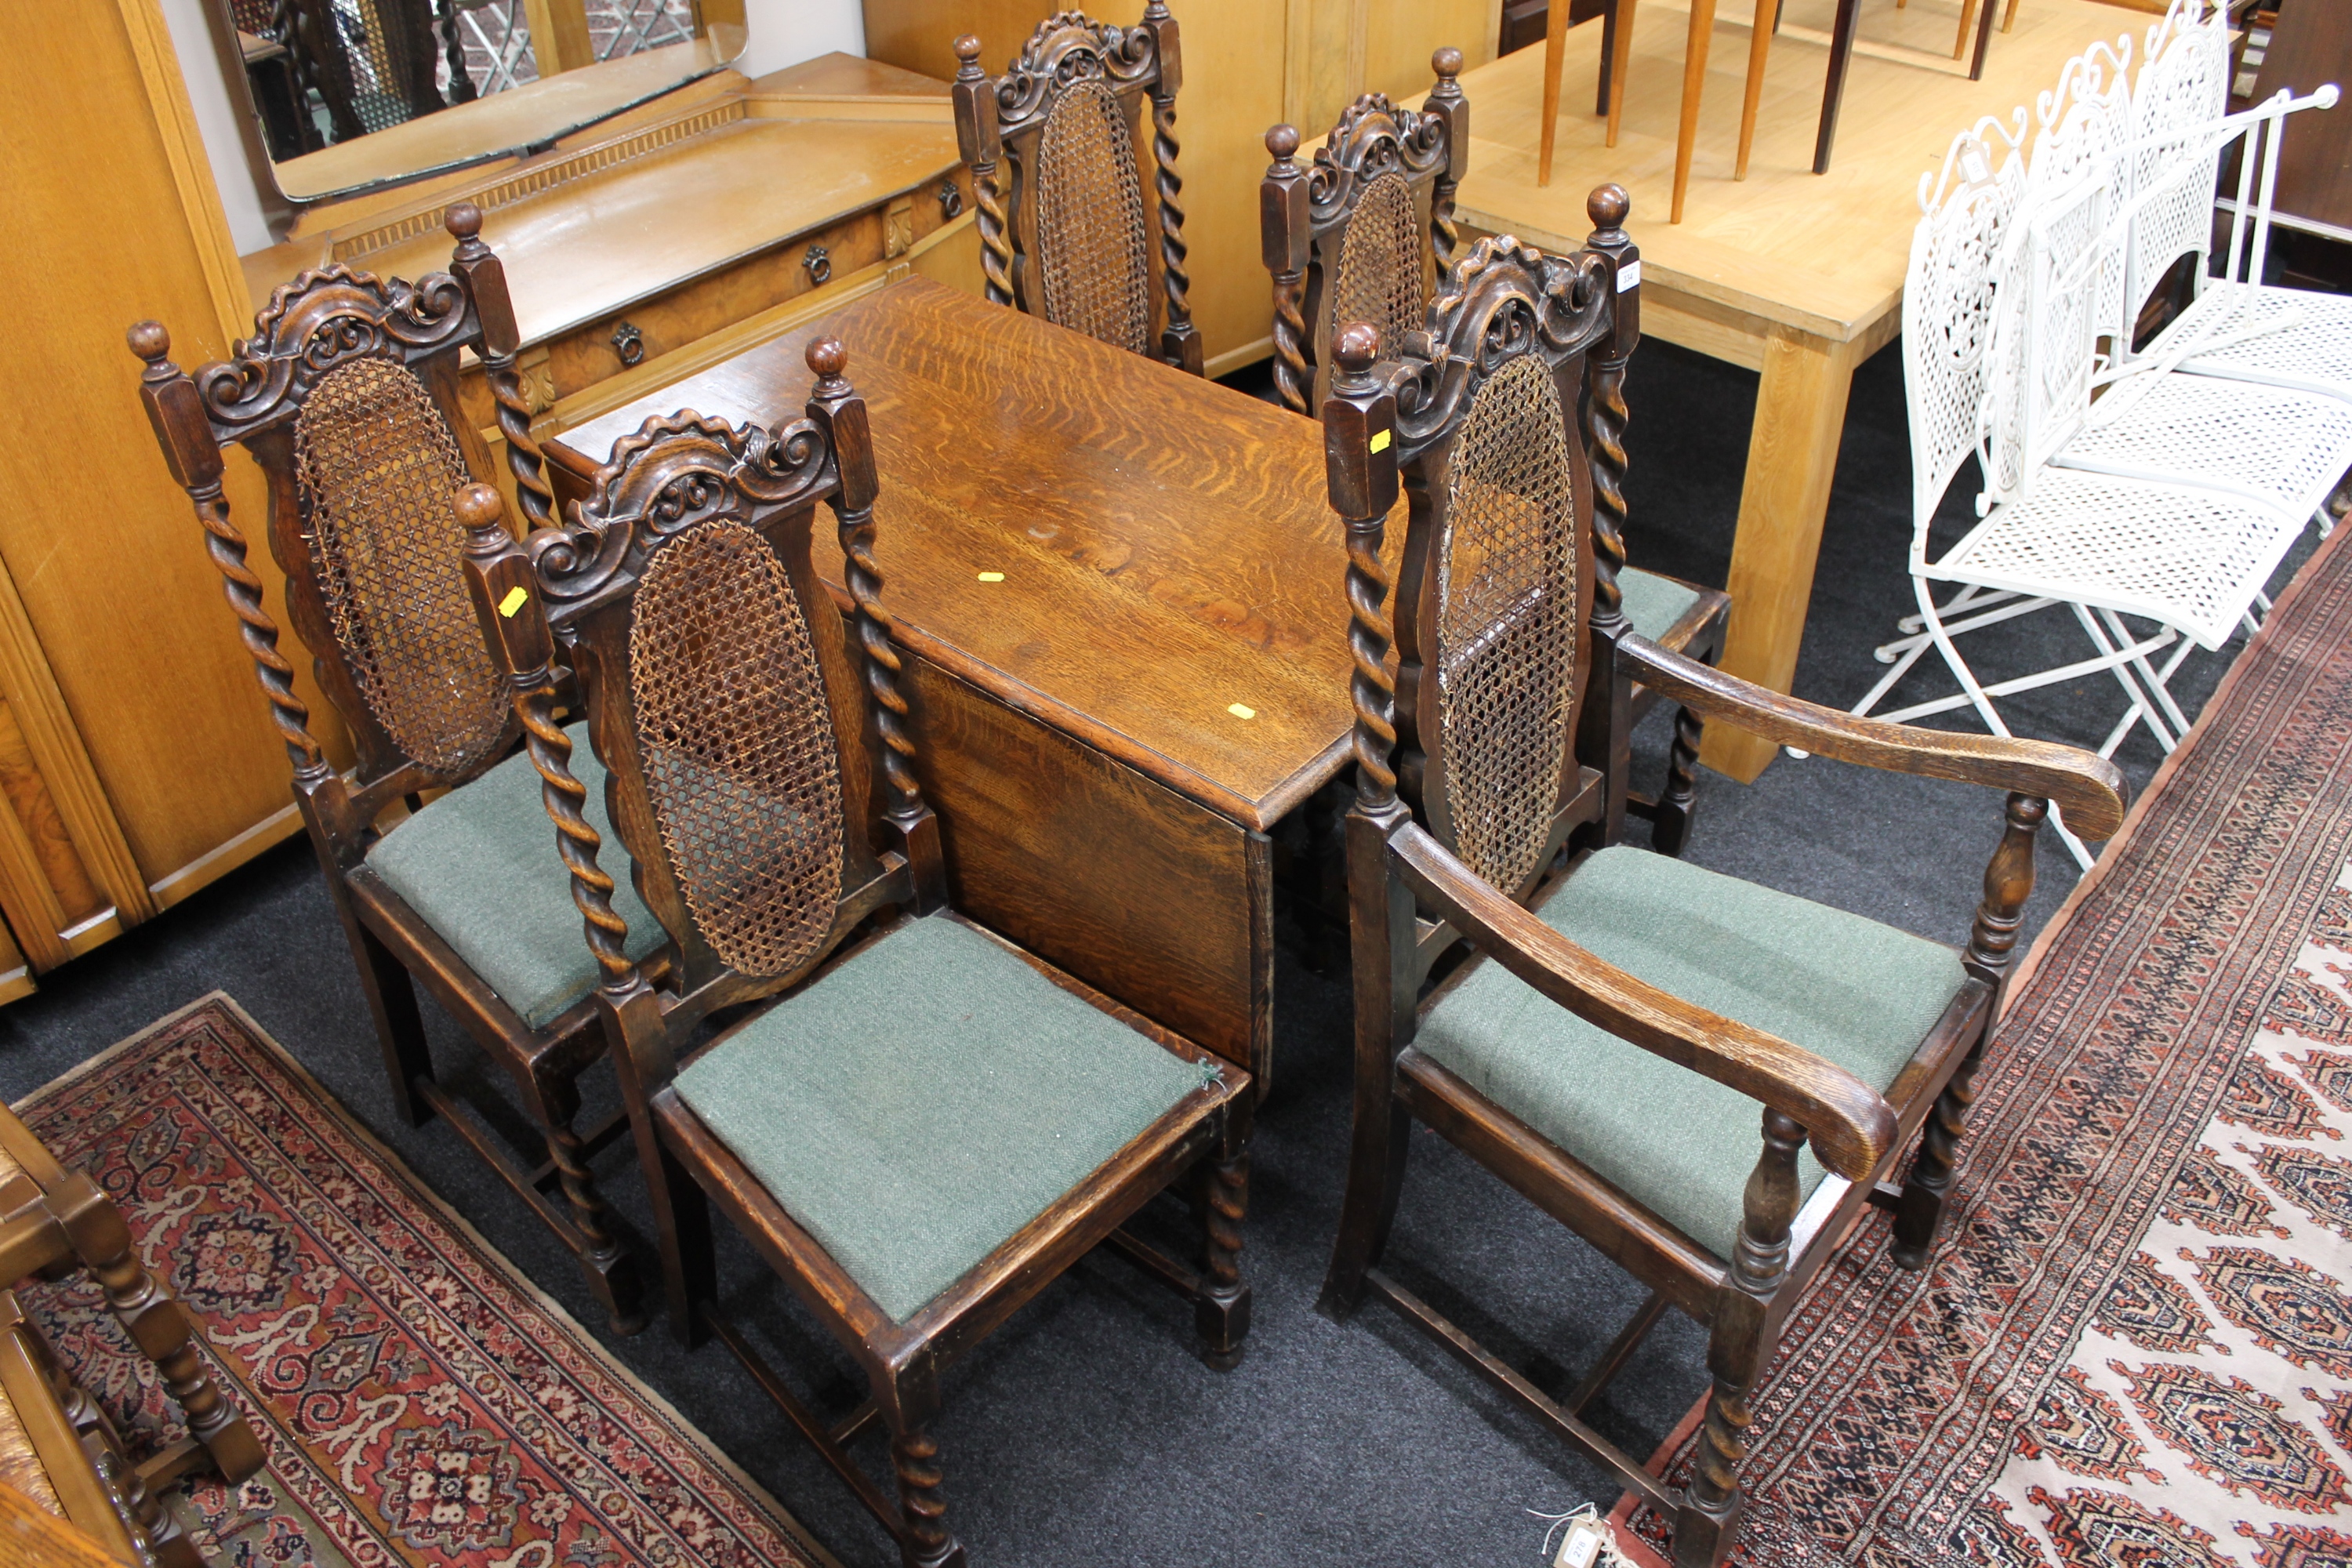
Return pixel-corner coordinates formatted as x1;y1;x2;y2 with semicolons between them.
550;277;1366;1087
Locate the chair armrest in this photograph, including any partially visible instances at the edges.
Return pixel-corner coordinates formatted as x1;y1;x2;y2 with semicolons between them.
1391;824;1898;1181
1621;636;2129;840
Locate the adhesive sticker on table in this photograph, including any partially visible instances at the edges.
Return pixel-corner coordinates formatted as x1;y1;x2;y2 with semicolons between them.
497;586;528;618
976;572;1005;583
1227;703;1257;720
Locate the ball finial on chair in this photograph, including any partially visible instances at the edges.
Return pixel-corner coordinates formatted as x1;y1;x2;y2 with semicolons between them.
806;338;848;382
1588;183;1632;233
445;201;484;241
1334;322;1381;377
453;482;505;532
1266;123;1300;161
953;34;982;76
126;321;171;364
1433;45;1462;82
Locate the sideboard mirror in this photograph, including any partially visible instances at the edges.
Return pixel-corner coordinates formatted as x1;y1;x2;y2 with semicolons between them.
221;0;748;205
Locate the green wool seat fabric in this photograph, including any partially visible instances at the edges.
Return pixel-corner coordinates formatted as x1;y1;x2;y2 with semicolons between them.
1417;846;1967;1260
1621;567;1705;644
673;915;1212;1323
365;723;666;1029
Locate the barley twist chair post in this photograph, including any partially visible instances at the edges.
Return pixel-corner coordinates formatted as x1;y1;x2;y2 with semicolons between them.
446;202;555;528
950;36;1015;309
1261;124;1312;416
1141;2;1201;373
129;323;331;786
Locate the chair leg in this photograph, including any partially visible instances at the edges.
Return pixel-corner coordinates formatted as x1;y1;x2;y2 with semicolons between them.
327;881;434;1128
1813;0;1861;174
1734;0;1773;180
1595;0;1617;116
1892;1033;1985;1269
1671;0;1719;223
890;1425;967;1568
2000;0;2018;31
1318;1100;1414;1318
1674;1376;1753;1567
1196;1146;1253;1370
1952;0;1979;60
649;1139;715;1349
535;1080;645;1336
1650;702;1706;857
1541;0;1570;186
1606;0;1639;147
49;1176;265;1483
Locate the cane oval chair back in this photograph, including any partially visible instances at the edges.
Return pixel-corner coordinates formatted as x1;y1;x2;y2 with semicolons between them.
1035;74;1154;354
1261;54;1468;416
521;390;904;1014
294;354;507;775
1371;235;1613;898
140;206;544;819
953;8;1200;372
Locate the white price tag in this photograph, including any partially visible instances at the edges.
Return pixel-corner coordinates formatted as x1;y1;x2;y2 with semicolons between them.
1555;1519;1607;1568
1616;259;1642;292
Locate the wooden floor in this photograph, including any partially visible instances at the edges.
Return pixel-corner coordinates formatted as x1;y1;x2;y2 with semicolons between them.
1456;0;2156;335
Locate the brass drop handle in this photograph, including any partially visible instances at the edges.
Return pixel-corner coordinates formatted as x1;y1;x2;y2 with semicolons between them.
804;245;832;285
610;320;644;366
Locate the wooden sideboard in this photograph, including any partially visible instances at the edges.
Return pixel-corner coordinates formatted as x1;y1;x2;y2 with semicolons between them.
0;8;980;1002
242;53;982;531
863;0;1497;374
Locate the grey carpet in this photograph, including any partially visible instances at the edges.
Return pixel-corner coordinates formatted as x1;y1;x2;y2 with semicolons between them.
0;332;2314;1566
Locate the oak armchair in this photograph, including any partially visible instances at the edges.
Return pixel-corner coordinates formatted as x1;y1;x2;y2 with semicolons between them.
951;5;1202;374
0;1099;263;1568
462;345;1251;1568
1313;220;2127;1567
131;204;654;1335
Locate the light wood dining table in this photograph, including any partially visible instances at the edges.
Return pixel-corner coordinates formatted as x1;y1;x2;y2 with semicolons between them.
550;277;1367;1088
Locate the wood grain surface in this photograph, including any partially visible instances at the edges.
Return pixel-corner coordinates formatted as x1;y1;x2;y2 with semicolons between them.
554;278;1367;826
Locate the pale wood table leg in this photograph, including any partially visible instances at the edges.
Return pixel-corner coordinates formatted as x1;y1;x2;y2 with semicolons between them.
1699;326;1864;782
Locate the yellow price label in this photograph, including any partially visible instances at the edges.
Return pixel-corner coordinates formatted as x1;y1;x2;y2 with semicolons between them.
977;571;1005;583
497;586;528;618
1227;703;1257;720
1368;429;1392;454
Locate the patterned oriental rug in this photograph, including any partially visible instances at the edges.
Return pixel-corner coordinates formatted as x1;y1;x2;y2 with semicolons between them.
1619;521;2352;1567
13;994;828;1568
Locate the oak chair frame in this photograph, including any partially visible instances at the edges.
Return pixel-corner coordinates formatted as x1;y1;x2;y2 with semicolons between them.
1260;49;1468;419
1312;212;2128;1568
129;204;651;1335
0;1101;265;1547
951;5;1203;375
461;351;1251;1568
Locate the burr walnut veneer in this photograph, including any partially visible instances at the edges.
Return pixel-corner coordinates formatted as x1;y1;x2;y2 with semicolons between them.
552;278;1363;1083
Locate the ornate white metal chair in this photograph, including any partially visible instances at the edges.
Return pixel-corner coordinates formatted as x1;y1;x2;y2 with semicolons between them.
2119;0;2352;405
1852;104;2349;866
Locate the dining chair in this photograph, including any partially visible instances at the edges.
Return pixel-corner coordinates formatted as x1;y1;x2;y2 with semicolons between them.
951;4;1203;373
1258;49;1468;417
461;349;1253;1568
1312;208;2127;1566
0;1100;264;1504
130;203;655;1335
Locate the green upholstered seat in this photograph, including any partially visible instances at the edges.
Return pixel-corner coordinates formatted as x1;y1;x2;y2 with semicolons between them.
1621;567;1705;644
1417;847;1967;1259
365;723;666;1030
673;915;1212;1323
